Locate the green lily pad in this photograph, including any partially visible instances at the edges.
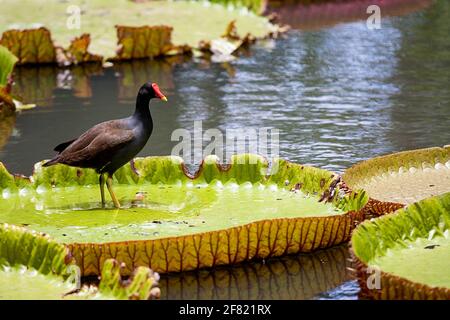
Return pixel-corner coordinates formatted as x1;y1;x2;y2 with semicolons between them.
0;154;367;275
0;44;17;86
351;192;450;300
343;146;450;215
0;223;159;300
0;0;275;61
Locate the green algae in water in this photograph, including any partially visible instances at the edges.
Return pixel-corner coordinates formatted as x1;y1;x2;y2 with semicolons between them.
0;182;343;243
369;235;450;289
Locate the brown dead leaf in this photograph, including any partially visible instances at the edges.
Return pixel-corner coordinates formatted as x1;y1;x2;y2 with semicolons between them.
112;25;175;60
65;34;103;65
0;87;15;118
222;20;240;41
0;27;56;65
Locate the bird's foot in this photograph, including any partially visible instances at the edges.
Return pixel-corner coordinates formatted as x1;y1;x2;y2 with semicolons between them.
112;199;121;209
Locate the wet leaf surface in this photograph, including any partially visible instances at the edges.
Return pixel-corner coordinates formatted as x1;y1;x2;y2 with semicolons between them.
0;154;367;275
352;192;450;299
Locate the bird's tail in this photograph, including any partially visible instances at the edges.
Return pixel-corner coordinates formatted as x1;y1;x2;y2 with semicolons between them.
42;158;60;167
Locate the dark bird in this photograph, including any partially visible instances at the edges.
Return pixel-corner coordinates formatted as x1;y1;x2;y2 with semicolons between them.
43;82;168;208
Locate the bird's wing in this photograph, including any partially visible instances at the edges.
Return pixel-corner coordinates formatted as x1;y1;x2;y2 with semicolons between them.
58;120;127;155
58;122;135;169
54;139;76;153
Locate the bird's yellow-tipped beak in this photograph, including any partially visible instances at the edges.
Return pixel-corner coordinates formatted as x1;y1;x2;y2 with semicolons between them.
161;96;168;102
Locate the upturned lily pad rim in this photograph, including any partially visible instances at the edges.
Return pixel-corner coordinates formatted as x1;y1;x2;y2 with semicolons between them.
0;223;159;300
350;192;450;300
0;154;368;276
342;145;450;215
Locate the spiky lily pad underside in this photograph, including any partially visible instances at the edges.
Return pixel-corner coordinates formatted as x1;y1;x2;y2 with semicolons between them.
343;146;450;215
0;154;367;276
0;224;159;300
351;193;450;300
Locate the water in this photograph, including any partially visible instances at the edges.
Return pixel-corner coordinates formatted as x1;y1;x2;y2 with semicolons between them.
1;0;449;299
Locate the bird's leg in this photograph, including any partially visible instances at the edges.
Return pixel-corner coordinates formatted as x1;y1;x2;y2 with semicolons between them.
106;174;121;208
99;174;106;208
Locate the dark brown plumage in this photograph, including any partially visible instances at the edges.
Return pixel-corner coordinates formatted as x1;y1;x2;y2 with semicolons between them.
43;82;168;208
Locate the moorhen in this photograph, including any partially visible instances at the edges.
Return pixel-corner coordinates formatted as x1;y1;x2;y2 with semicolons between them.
43;82;168;208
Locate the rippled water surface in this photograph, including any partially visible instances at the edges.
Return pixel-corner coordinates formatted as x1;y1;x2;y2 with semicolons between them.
1;0;449;299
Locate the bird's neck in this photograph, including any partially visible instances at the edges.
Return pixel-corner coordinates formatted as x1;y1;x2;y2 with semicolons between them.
133;95;152;124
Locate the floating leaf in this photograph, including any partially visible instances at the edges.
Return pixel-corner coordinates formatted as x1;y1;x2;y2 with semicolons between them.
0;154;367;276
343;145;450;215
351;192;450;300
0;223;159;300
0;45;18;86
0;27;56;65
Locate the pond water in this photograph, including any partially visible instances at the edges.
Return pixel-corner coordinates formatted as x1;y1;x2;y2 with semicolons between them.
1;0;449;299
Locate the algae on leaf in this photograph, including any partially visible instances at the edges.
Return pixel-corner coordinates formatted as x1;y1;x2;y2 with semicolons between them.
351;192;450;300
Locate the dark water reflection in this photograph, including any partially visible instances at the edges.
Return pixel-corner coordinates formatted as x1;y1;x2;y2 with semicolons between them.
0;0;449;299
159;245;354;300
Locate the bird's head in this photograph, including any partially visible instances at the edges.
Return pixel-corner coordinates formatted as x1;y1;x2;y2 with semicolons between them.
139;82;168;102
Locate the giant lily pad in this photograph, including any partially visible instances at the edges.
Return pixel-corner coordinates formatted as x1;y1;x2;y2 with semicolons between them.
351;192;450;300
0;154;367;276
112;25;178;61
0;27;56;65
343;146;450;215
0;223;159;300
0;0;277;61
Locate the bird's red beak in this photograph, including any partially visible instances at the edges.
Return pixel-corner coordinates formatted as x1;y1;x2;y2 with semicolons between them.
151;83;168;102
